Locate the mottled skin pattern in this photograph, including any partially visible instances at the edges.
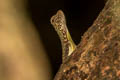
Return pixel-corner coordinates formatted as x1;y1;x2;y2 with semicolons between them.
50;10;76;63
52;0;120;80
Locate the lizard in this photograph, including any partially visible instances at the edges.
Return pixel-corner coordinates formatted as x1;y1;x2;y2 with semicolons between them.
50;10;76;63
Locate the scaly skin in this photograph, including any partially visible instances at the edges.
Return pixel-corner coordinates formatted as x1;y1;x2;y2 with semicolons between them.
50;10;76;63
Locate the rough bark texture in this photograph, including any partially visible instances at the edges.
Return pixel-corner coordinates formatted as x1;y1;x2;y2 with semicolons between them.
54;0;120;80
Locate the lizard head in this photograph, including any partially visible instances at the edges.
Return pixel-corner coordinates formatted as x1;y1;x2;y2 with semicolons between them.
50;10;66;31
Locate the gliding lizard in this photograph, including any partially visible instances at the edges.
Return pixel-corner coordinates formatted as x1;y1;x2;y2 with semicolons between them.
50;10;76;63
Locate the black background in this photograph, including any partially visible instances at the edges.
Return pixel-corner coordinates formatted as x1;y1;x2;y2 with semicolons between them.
27;0;105;79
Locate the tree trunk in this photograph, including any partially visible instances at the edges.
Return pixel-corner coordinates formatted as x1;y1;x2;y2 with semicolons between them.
54;0;120;80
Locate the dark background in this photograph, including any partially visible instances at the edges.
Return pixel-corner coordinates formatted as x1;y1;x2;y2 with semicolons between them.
27;0;105;79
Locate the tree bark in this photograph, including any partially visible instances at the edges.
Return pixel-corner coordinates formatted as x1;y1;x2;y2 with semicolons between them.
54;0;120;80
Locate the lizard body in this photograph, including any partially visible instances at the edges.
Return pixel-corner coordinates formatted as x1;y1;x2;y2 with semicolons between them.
50;10;76;63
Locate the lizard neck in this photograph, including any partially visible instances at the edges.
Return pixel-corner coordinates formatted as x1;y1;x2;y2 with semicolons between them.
61;28;76;62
